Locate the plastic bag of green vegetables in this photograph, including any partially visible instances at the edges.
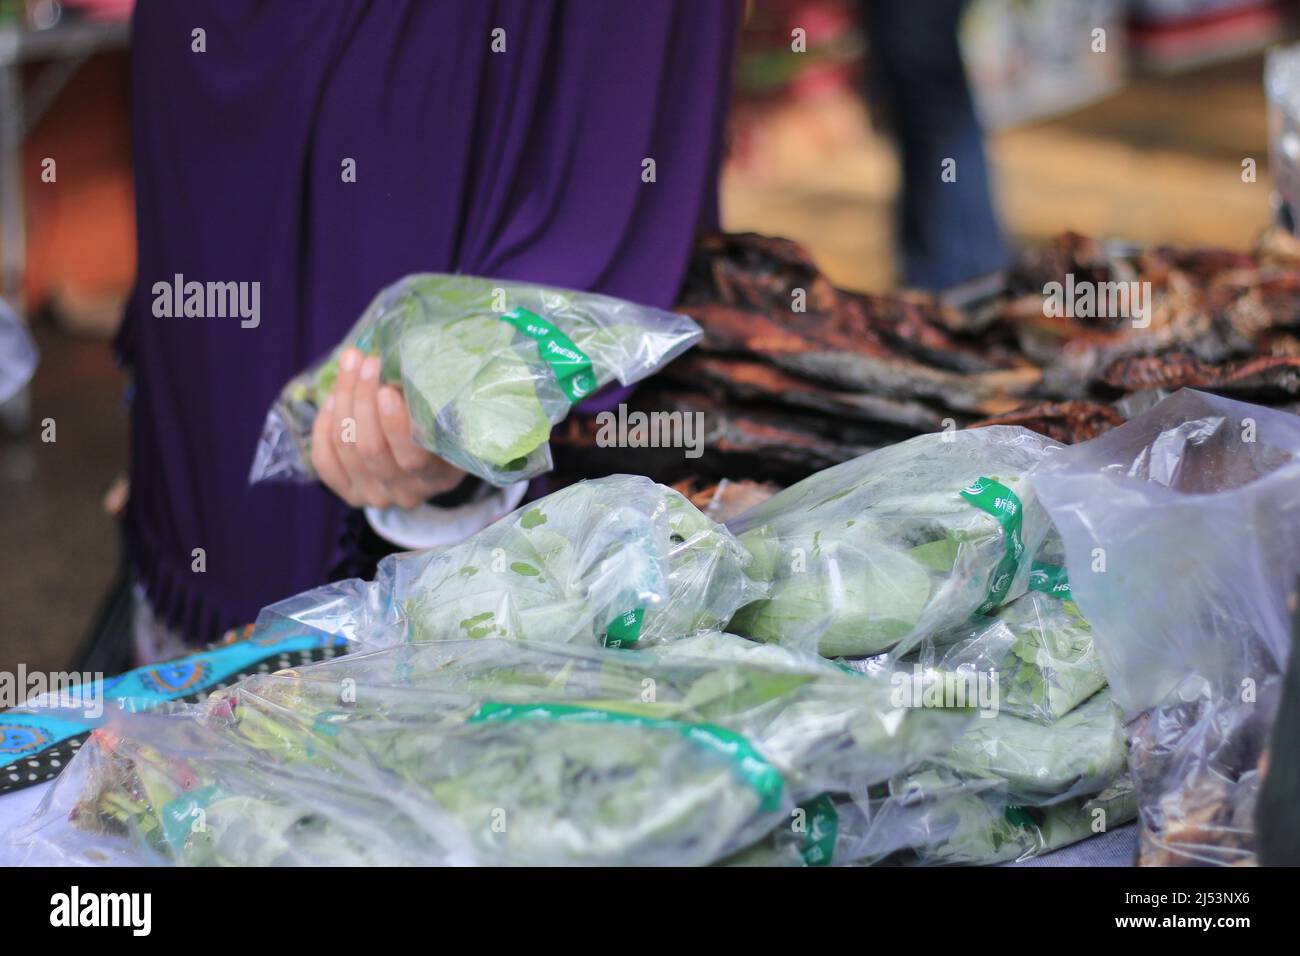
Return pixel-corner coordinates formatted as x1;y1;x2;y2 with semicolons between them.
833;658;1127;807
938;691;1128;806
249;274;701;486
724;688;1130;867
722;775;1136;867
727;427;1059;658
860;773;1137;866
250;475;766;650
25;638;968;866
923;561;1106;724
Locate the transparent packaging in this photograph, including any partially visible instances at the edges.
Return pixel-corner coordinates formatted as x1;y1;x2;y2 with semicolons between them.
846;771;1136;866
1032;388;1300;865
925;561;1106;724
253;475;767;650
727;426;1060;658
725;743;1133;867
250;274;701;487
17;638;967;866
939;691;1127;807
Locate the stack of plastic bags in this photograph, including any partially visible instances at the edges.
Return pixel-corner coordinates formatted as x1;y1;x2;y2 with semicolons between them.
726;557;1132;867
14;419;1172;866
21;637;967;866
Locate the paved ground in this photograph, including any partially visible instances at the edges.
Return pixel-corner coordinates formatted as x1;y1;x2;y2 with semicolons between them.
0;321;126;675
725;54;1273;290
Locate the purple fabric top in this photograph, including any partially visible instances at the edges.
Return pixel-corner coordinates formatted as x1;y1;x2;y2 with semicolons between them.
118;0;739;643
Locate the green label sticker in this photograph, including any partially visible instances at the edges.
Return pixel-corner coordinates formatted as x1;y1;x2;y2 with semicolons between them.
959;477;1026;615
1027;562;1072;600
468;701;784;812
500;307;598;402
798;794;840;866
603;607;645;648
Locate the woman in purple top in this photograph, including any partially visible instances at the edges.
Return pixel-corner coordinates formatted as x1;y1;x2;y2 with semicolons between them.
119;0;740;657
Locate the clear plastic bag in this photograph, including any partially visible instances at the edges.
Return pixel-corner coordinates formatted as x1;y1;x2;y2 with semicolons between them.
1128;687;1274;866
251;475;766;650
939;691;1127;806
250;274;701;487
848;771;1137;866
724;768;1135;867
1031;388;1300;865
926;560;1106;724
727;426;1060;658
18;638;967;866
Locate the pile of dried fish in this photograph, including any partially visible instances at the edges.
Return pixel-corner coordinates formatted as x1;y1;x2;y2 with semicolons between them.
551;229;1300;488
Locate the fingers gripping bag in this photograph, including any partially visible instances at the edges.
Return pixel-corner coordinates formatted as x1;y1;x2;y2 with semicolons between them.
248;475;766;650
727;426;1059;658
250;274;701;486
1031;389;1300;865
18;638;967;866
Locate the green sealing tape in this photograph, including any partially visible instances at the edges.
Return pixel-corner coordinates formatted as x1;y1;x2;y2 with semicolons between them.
959;477;1026;615
603;607;645;648
500;307;599;402
798;794;840;866
468;701;784;813
1004;804;1038;829
1027;561;1072;600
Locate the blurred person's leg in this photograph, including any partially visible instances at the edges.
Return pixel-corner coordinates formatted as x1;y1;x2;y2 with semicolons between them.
863;0;1008;290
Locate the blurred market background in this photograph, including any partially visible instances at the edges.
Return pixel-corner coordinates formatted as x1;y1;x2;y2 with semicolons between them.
1;0;1296;674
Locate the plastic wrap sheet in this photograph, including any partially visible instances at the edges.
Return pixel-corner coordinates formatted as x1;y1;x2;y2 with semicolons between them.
250;274;701;486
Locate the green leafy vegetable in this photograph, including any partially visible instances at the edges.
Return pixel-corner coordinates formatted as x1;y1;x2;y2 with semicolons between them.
727;428;1058;656
391;475;767;648
253;274;701;487
930;564;1107;724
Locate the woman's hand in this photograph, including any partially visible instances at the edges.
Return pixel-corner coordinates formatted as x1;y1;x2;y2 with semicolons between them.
311;348;465;509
